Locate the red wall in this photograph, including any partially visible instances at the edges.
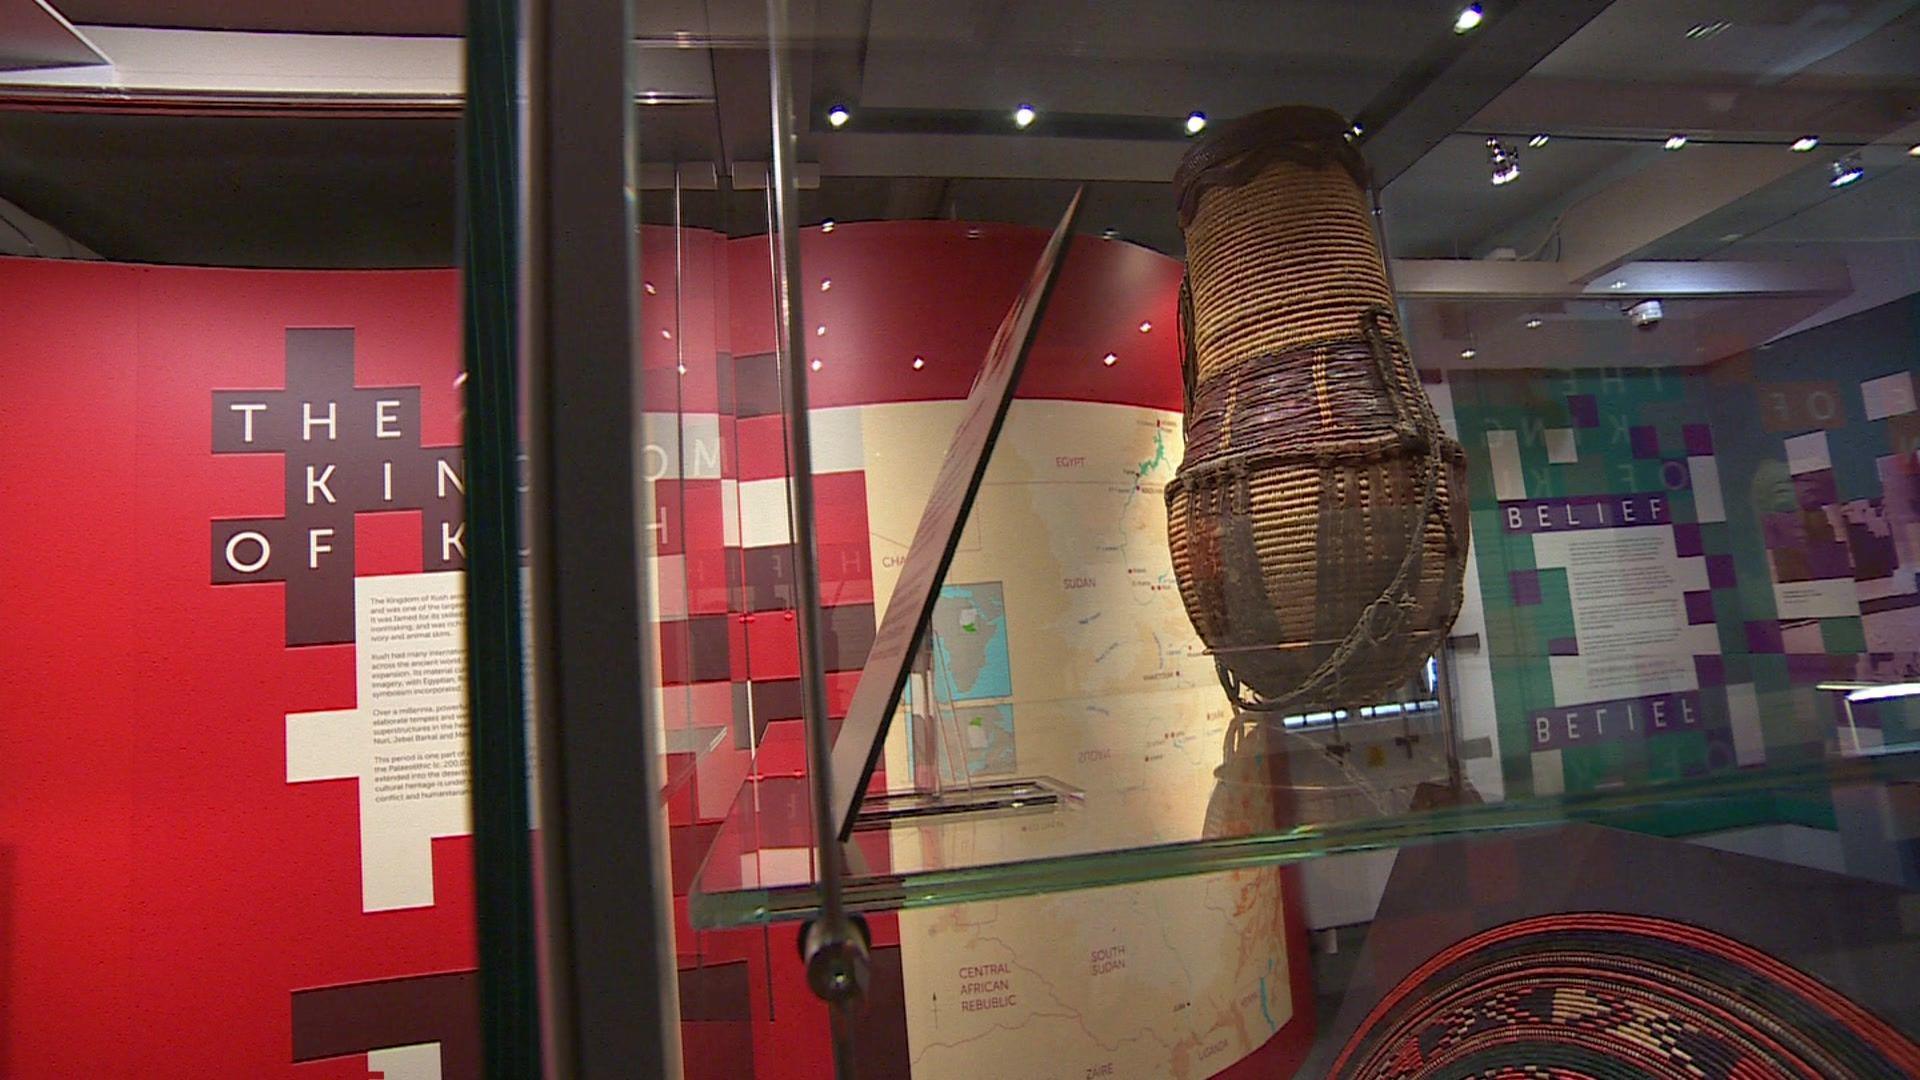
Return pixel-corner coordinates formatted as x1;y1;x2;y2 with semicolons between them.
0;259;472;1077
0;223;1309;1077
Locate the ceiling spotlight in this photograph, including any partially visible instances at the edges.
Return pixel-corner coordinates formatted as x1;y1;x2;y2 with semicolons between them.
1487;137;1520;186
1791;136;1819;152
1908;144;1920;157
1100;228;1119;240
912;356;925;370
660;328;672;340
1453;4;1484;33
1608;279;1629;290
1013;104;1036;129
1102;353;1118;366
1139;321;1153;333
1664;135;1688;150
1459;348;1477;360
1185;112;1207;136
827;104;850;128
1349;121;1364;140
820;278;831;291
820;219;835;233
810;358;824;371
1830;155;1864;187
1525;317;1543;329
643;281;657;295
1528;133;1550;148
1684;20;1732;40
676;363;688;375
815;325;827;336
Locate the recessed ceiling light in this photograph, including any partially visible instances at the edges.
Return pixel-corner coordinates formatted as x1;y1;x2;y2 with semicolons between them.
1684;20;1732;40
1908;144;1920;157
1525;318;1543;329
1102;353;1118;366
643;281;657;295
661;328;672;339
1830;155;1864;187
820;278;831;291
1013;104;1036;129
827;104;850;128
1487;137;1519;185
1609;280;1629;290
1459;348;1477;360
1100;228;1119;240
1664;135;1688;150
1185;112;1207;136
1528;134;1550;148
676;364;687;375
912;356;925;370
810;358;824;371
1453;4;1483;33
815;325;826;336
1791;136;1819;152
820;219;835;232
1139;321;1152;333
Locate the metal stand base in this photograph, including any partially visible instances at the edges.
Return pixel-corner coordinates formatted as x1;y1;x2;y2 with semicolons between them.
851;776;1082;831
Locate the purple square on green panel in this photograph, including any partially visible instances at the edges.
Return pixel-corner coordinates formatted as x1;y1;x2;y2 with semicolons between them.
1794;469;1838;511
1685;590;1716;624
1695;654;1726;686
1706;553;1737;589
1567;395;1600;428
1806;540;1853;579
1509;569;1543;605
1763;511;1806;550
1630;426;1660;458
1673;522;1704;558
1787;653;1847;685
1662;459;1692;490
1548;636;1580;656
1683;424;1713;455
1745;620;1785;653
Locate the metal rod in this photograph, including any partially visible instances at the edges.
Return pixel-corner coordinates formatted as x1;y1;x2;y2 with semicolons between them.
520;0;681;1071
764;1;865;1071
461;0;542;1071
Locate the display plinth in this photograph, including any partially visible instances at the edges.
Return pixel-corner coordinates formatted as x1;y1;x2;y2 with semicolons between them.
687;743;1920;928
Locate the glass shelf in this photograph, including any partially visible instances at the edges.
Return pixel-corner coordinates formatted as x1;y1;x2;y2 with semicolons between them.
690;732;1920;928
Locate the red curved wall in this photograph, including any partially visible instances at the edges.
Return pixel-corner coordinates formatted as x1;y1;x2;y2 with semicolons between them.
0;220;1310;1078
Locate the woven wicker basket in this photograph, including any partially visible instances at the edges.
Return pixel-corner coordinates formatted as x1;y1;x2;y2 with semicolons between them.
1166;106;1468;714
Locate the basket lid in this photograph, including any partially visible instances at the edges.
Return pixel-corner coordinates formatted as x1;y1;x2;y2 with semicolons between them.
1173;105;1372;227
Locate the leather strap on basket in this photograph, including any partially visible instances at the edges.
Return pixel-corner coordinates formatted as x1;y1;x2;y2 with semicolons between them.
1179;305;1455;716
1178;273;1198;415
1184;457;1290;663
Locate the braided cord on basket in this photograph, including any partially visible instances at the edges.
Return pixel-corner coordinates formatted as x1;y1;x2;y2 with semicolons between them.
1174;306;1460;716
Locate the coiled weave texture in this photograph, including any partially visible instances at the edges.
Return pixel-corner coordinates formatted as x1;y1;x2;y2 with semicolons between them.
1166;106;1468;713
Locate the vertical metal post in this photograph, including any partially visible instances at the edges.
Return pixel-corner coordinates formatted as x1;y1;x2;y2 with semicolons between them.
521;0;681;1074
765;0;867;1073
1370;168;1464;793
461;0;541;1074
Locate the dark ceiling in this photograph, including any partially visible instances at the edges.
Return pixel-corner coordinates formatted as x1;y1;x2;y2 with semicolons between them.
4;0;1918;274
0;112;457;267
55;0;463;36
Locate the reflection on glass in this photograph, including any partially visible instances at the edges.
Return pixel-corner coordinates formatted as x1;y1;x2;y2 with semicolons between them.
626;1;1920;1075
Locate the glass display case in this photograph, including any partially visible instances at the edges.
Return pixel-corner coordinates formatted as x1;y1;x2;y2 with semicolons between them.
598;1;1920;1076
2;0;1916;1075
